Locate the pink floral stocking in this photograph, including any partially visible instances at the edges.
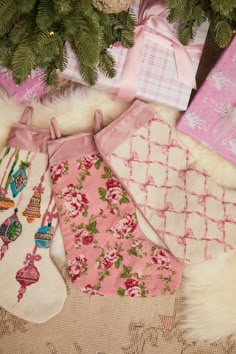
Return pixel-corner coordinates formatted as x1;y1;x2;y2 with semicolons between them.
48;115;182;297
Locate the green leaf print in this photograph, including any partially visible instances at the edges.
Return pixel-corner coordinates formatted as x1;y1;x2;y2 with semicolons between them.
81;171;90;182
128;247;138;256
94;157;103;170
141;289;146;298
99;270;110;282
101;166;113;179
158;274;172;284
0;146;10;165
82;206;88;217
120;192;129;204
86;221;98;235
65;216;70;224
117;288;125;296
98;187;107;201
161;285;171;295
114;255;123;269
123;265;130;272
120;265;132;278
139;283;146;297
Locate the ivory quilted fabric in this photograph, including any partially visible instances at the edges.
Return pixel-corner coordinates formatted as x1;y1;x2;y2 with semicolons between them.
95;101;236;263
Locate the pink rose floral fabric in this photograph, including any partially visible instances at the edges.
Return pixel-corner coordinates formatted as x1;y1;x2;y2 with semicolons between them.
50;153;182;297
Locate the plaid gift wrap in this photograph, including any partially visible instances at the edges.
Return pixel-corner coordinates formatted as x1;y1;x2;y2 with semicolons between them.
61;0;209;110
177;36;236;165
0;69;49;104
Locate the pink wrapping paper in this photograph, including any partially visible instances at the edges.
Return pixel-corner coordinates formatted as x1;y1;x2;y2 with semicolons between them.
177;36;236;165
0;69;48;104
61;0;209;110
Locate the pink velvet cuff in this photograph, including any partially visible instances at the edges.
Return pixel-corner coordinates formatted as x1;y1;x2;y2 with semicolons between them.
48;132;97;165
95;100;155;154
6;122;50;154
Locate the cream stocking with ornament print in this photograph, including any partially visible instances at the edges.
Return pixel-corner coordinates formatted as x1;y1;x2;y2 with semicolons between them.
47;115;182;297
0;107;66;323
95;100;236;264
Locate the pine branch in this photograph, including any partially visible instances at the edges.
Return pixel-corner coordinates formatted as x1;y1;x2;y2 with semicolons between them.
98;49;116;78
36;0;55;31
52;0;72;16
214;19;233;47
167;0;236;47
16;0;37;15
11;40;36;83
0;0;136;87
0;2;18;37
79;62;98;86
178;22;194;45
0;0;13;17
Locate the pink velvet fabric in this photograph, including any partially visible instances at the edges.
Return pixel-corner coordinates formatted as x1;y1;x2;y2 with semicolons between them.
48;121;182;297
6;107;50;154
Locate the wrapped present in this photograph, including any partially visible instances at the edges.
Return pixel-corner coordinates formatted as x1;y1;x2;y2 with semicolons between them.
0;69;49;104
177;36;236;165
61;0;209;110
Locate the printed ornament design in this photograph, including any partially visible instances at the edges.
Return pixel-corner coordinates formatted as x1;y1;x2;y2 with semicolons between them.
0;208;22;259
0;148;21;211
15;192;57;302
16;251;41;302
23;184;44;223
34;223;54;249
10;160;30;198
0;186;14;212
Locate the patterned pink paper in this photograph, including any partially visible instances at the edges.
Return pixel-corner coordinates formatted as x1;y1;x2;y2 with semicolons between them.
0;69;48;104
177;36;236;164
60;0;209;110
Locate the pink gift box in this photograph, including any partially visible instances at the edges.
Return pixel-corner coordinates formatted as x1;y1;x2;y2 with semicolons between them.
61;0;209;110
177;36;236;165
0;69;48;104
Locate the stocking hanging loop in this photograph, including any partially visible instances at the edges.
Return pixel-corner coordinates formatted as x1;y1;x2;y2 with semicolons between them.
20;106;33;125
94;109;104;133
50;118;62;139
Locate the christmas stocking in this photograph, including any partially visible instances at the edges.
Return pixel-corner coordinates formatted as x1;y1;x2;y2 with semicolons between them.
0;107;66;323
47;115;182;298
95;100;236;264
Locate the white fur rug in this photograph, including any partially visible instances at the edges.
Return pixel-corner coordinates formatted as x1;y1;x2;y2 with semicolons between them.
1;86;236;342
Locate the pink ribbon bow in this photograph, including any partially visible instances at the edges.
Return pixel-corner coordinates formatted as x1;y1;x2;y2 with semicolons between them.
24;252;42;264
116;0;203;101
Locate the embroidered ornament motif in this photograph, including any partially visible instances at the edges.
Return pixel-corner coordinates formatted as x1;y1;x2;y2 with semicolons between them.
0;208;22;259
34;223;54;249
0;186;14;212
15;253;41;302
22;184;44;223
10;161;30;198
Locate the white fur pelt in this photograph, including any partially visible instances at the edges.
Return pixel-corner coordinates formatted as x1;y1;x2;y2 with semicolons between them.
1;86;236;342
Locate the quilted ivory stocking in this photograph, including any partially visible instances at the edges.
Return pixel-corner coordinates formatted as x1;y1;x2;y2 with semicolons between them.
95;100;236;264
47;115;182;297
0;107;66;323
